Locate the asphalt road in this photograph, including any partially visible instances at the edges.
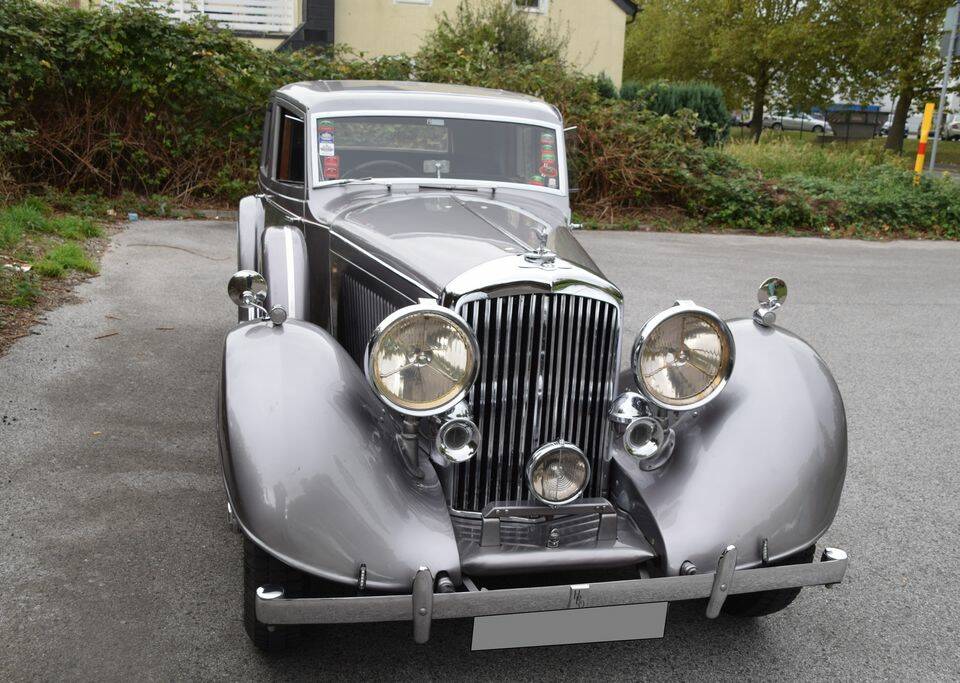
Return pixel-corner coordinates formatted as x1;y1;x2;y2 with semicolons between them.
2;220;959;680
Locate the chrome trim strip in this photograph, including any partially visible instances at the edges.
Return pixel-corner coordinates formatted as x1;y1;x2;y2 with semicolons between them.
284;227;297;318
530;295;548;453
308;110;568;197
331;250;415;306
454;195;540;251
332;232;440;300
516;295;534;501
442;254;622;310
477;301;491;511
507;296;523;502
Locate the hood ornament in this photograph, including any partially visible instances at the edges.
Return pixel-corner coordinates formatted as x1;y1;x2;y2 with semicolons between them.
522;227;565;269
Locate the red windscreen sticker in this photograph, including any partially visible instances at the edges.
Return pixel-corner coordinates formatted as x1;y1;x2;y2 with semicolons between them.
323;155;340;180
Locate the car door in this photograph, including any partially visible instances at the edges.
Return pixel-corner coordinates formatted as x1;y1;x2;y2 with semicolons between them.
257;98;310;319
261;99;307;224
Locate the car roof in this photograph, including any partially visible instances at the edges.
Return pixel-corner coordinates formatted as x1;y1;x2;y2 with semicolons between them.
275;80;563;126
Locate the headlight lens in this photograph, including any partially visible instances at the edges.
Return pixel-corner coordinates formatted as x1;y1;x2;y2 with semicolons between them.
632;304;734;410
526;441;590;505
366;306;478;416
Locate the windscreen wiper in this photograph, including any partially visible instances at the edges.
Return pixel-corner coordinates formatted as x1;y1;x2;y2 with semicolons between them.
319;177;376;187
418;184;500;194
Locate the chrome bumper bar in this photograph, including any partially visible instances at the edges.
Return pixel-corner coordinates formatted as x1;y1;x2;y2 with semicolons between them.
256;546;848;643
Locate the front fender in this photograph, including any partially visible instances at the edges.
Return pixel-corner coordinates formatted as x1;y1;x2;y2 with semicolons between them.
611;318;847;576
218;319;460;591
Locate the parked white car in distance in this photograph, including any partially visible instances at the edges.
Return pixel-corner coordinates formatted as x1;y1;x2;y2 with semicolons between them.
762;112;833;135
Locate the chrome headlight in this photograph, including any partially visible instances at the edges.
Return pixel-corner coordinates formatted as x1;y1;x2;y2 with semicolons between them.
526;441;590;506
631;302;735;411
365;304;479;416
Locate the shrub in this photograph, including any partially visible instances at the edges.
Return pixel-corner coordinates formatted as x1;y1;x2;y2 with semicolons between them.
413;0;600;111
780;166;960;236
416;1;565;70
0;0;398;199
623;81;729;145
594;74;619;100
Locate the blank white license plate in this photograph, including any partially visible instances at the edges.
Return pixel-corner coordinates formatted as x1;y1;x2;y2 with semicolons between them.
471;602;667;651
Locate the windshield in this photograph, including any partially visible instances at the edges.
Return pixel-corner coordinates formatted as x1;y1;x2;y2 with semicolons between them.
313;116;562;190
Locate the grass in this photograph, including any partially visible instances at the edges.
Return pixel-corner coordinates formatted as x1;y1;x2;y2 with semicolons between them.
33;243;98;278
7;274;42;308
724;137;895;181
0;199;103;251
0;198;104;313
727;127;960;168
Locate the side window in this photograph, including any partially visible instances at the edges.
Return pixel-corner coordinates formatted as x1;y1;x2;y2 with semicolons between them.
274;108;305;184
260;106;273;174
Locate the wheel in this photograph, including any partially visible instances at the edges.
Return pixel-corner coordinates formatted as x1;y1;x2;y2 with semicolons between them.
771;122;783;131
812;125;823;134
722;545;816;617
243;536;308;652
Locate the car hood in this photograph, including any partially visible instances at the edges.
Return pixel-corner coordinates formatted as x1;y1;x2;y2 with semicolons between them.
315;189;602;296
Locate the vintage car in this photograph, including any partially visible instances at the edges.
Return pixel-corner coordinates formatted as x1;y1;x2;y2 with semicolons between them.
218;81;848;652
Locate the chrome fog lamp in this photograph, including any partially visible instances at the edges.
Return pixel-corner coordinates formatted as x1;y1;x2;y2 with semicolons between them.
366;304;479;416
632;302;735;411
436;416;480;464
526;441;590;506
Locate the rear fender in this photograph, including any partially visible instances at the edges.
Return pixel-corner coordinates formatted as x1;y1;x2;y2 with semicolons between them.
218;319;460;590
610;319;847;575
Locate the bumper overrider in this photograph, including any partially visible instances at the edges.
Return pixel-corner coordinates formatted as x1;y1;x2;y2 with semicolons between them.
256;545;848;643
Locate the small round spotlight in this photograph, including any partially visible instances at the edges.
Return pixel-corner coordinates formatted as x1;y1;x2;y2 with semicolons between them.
526;440;590;506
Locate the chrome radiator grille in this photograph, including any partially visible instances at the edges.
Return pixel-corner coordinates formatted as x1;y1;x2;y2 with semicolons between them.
449;293;620;512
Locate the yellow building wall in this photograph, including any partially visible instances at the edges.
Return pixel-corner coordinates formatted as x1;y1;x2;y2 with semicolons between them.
335;0;628;86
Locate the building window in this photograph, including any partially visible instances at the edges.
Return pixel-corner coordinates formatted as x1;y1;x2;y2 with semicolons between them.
514;0;548;13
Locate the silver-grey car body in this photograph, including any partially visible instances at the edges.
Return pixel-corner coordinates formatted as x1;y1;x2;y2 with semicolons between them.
218;81;848;648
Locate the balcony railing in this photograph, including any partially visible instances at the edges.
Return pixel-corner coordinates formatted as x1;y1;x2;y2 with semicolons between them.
127;0;296;35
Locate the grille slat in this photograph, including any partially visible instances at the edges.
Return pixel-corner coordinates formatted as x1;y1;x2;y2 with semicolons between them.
451;292;620;512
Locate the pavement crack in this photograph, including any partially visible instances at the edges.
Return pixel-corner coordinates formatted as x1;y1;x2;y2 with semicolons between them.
124;243;231;261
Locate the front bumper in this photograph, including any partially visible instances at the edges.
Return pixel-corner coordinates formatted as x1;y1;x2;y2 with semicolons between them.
256;545;848;643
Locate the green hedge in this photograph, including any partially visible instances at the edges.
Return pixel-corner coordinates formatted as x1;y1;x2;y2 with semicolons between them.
0;0;414;197
621;80;729;145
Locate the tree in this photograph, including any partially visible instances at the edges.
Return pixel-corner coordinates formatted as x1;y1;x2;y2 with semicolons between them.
625;0;840;141
835;0;953;151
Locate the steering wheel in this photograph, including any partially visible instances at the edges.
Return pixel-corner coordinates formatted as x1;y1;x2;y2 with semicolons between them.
344;159;420;179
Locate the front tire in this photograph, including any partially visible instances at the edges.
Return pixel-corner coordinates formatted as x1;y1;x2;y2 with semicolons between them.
243;536;307;652
722;545;816;617
812;125;823;134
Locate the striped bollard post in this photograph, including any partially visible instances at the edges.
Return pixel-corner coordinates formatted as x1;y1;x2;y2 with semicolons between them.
914;102;936;185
